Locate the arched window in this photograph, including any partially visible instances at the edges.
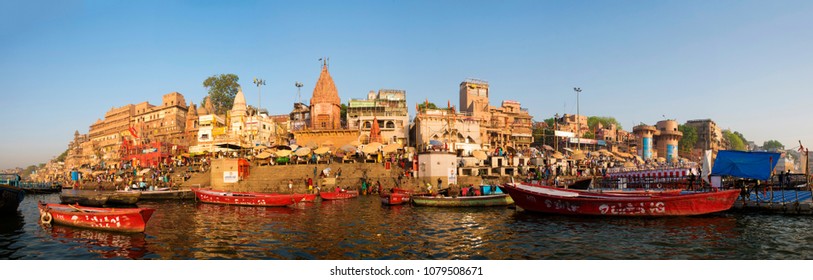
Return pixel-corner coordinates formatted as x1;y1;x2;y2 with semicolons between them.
363;121;372;129
386;121;395;128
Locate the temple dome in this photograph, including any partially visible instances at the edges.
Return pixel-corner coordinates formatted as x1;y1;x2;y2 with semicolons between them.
310;65;340;105
232;87;247;112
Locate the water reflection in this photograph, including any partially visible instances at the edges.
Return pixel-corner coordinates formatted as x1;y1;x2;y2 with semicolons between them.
4;193;813;259
0;211;25;259
43;224;150;259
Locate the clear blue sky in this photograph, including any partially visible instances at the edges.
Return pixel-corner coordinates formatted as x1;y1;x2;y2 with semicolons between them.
2;1;812;170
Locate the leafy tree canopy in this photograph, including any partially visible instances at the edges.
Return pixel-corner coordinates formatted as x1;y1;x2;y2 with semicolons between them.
203;74;240;115
586;116;623;130
417;102;438;110
763;140;784;151
723;130;747;151
678;125;698;155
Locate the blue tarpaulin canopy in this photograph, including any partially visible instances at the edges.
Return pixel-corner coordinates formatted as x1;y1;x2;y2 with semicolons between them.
711;150;780;180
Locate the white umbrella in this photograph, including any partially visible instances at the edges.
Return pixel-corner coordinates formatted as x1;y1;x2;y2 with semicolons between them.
275;150;292;157
381;143;402;153
314;147;330;155
295;147;312;156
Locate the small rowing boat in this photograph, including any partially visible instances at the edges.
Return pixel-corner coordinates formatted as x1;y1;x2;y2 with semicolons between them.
38;203;155;233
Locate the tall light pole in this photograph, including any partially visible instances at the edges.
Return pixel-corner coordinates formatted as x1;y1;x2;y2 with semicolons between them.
253;77;266;114
574;87;582;151
295;81;304;105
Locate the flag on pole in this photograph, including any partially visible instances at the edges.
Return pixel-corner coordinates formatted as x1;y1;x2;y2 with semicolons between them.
129;126;138;138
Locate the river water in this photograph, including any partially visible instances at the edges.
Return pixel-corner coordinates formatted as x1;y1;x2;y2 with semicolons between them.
2;193;813;260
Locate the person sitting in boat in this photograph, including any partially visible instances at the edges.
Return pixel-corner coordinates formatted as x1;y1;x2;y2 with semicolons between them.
425;182;433;195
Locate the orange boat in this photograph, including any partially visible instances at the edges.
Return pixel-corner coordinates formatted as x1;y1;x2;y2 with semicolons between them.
320;190;359;200
192;188;303;207
38;203;155;233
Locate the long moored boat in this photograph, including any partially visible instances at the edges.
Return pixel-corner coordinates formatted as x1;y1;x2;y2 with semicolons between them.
0;174;25;214
38;203;155;233
502;182;739;216
192;188;303;207
411;194;514;207
320;190;359;200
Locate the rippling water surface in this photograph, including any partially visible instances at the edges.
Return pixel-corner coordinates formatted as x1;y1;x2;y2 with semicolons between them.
3;193;813;259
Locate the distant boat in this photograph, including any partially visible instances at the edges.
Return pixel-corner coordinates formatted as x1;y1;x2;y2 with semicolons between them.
59;190;141;206
0;174;24;214
192;188;302;207
117;189;194;200
411;194;514;207
20;182;62;194
38;203;155;233
380;191;410;205
502;182;739;216
320;190;359;200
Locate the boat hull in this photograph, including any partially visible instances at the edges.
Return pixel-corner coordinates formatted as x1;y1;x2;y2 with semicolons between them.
108;192;141;205
411;194;514;207
192;189;301;207
60;191;108;207
380;192;410;205
39;203;155;233
0;185;25;214
503;183;739;216
118;190;194;200
320;191;359;200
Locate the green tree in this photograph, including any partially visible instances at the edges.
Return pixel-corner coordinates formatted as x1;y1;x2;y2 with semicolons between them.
763;140;784;151
586;116;623;130
723;130;746;151
202;74;240;115
543;117;555;128
417;102;438;110
55;149;68;162
340;104;348;120
678;125;698;155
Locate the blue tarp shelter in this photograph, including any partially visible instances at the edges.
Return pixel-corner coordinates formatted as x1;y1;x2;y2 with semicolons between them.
711;150;780;180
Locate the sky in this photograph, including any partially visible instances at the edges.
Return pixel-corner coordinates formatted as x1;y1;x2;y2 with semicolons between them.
1;0;812;170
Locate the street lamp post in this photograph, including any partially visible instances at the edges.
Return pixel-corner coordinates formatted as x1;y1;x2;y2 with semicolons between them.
573;87;582;151
295;82;304;104
253;78;266;114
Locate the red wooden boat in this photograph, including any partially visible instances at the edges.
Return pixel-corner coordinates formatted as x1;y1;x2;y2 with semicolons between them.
192;188;303;207
380;192;411;205
502;182;739;216
38;203;155;233
319;190;359;200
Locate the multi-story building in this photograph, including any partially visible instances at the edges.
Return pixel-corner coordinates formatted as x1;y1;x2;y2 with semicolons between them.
347;89;409;145
190;113;225;154
457;79;534;151
684;119;723;152
414;107;481;153
289;103;310;132
64;130;89;170
131;92;189;145
87;104;136;167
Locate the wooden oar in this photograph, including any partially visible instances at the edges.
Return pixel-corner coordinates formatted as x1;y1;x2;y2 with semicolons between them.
68;204;87;213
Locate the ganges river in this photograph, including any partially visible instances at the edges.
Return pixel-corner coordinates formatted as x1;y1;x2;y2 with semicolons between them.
3;193;813;259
